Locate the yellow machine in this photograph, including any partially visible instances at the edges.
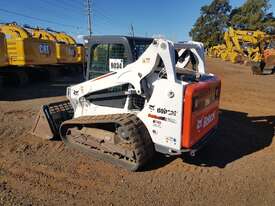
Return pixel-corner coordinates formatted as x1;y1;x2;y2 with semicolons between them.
26;27;77;64
52;31;76;44
76;44;85;63
51;31;85;63
30;27;56;42
0;32;9;67
220;27;266;64
47;29;85;64
249;34;275;74
0;23;85;86
0;23;57;66
207;46;216;58
208;27;274;74
207;44;226;58
58;32;85;64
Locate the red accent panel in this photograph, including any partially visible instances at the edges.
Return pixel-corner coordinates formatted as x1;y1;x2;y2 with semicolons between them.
148;114;166;121
182;78;221;148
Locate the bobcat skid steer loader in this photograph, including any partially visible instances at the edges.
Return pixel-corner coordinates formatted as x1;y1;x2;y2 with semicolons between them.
32;37;221;171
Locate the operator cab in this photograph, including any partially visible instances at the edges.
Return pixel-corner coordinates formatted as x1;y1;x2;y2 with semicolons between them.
84;36;206;83
84;35;153;80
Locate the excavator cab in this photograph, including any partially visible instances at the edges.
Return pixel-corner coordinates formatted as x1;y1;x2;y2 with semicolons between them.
85;36;153;79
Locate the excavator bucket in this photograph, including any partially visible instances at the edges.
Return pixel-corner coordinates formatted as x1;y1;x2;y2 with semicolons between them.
31;100;74;140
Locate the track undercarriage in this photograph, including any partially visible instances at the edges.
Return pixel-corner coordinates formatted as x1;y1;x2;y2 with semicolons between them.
32;103;155;171
61;114;155;171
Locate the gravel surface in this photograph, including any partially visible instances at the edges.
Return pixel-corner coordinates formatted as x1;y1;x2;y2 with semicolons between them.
0;58;274;206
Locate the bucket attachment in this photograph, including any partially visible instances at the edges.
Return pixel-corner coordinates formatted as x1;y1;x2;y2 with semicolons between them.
31;100;74;140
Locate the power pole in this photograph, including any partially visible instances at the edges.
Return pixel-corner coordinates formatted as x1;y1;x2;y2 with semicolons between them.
86;0;92;36
130;23;135;37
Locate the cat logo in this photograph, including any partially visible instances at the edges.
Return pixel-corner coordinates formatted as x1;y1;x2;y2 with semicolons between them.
39;44;50;55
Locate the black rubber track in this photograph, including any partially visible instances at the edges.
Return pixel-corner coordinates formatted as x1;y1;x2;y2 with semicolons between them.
59;113;155;171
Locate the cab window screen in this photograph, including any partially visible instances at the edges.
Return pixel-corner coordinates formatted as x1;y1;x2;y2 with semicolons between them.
89;44;108;79
134;44;150;59
109;44;128;64
129;39;153;60
89;43;127;79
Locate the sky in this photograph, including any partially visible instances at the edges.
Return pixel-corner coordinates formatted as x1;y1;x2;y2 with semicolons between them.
0;0;275;42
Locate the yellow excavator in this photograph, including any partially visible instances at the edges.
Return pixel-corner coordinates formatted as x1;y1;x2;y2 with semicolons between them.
25;26;84;65
0;23;57;66
209;27;274;74
0;23;85;86
46;28;85;64
220;27;266;65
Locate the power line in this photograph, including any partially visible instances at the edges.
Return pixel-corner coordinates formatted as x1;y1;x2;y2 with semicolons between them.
92;2;120;22
40;0;84;13
93;14;112;26
91;3;128;31
59;0;85;10
31;2;81;22
90;7;126;30
38;0;85;19
93;7;113;23
0;8;81;29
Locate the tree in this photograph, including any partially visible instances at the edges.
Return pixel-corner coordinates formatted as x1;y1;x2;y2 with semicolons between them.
189;0;231;47
230;0;275;30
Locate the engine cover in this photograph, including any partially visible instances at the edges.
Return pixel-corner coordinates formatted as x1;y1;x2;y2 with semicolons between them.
182;78;221;148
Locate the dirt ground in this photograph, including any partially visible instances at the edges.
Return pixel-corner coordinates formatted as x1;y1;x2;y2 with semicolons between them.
0;58;274;206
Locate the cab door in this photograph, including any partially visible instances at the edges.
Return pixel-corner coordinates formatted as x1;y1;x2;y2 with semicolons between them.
87;42;131;80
